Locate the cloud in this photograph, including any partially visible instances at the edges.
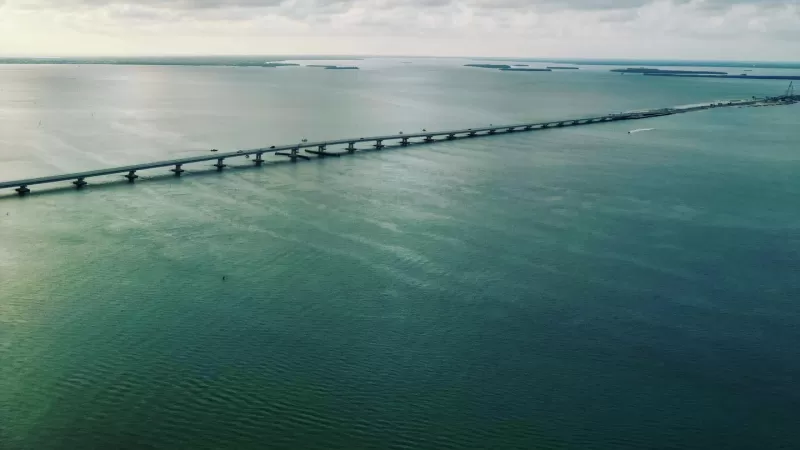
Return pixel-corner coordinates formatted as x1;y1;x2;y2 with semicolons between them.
11;0;797;14
1;0;798;59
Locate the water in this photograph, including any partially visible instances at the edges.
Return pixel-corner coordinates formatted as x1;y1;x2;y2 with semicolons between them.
1;59;799;449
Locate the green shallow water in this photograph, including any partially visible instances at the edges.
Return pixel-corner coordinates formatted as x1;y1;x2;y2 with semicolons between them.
1;60;799;449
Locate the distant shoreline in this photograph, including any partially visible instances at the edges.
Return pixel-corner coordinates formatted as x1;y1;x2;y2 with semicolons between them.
2;57;799;71
472;58;800;70
611;67;800;81
646;73;800;81
466;64;551;72
307;65;360;70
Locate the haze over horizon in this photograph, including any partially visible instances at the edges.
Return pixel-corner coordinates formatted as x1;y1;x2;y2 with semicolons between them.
1;0;798;61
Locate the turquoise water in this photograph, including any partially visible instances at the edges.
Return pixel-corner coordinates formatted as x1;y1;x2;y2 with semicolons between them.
1;60;799;449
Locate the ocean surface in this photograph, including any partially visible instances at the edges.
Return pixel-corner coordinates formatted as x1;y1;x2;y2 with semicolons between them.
1;58;799;449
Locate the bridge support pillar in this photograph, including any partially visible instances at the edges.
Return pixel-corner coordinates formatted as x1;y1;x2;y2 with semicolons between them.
556;122;564;127
347;142;356;153
172;164;185;176
374;140;384;149
468;132;476;137
507;127;515;133
317;145;326;158
447;134;455;140
16;185;30;196
254;153;264;166
214;158;226;171
73;177;87;189
488;129;496;135
401;137;409;146
125;170;138;183
276;148;307;161
424;136;434;143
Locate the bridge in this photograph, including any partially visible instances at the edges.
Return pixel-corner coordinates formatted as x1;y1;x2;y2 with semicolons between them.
0;97;779;196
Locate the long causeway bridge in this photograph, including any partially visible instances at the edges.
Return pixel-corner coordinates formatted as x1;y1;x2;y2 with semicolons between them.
0;96;790;196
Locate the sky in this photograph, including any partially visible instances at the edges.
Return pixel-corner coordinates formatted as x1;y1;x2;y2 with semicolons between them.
0;0;798;60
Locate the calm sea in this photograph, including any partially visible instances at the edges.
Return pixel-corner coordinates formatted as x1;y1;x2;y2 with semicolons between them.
1;58;799;449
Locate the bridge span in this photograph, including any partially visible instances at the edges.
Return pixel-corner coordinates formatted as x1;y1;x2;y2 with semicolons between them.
0;97;778;196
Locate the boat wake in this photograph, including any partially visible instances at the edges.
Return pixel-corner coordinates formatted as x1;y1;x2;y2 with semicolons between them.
628;128;655;134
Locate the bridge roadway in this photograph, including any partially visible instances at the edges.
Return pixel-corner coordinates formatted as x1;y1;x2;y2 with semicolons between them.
0;98;764;196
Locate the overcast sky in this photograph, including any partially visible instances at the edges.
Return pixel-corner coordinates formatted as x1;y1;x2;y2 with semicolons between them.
0;0;798;60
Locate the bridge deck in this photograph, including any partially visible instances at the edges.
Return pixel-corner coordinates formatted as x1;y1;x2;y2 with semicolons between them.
0;97;769;192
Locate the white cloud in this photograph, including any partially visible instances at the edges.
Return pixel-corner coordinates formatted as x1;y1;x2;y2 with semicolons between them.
0;0;798;59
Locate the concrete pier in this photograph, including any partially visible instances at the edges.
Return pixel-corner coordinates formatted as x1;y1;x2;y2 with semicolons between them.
306;145;327;157
276;148;311;162
1;96;780;197
306;145;340;158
